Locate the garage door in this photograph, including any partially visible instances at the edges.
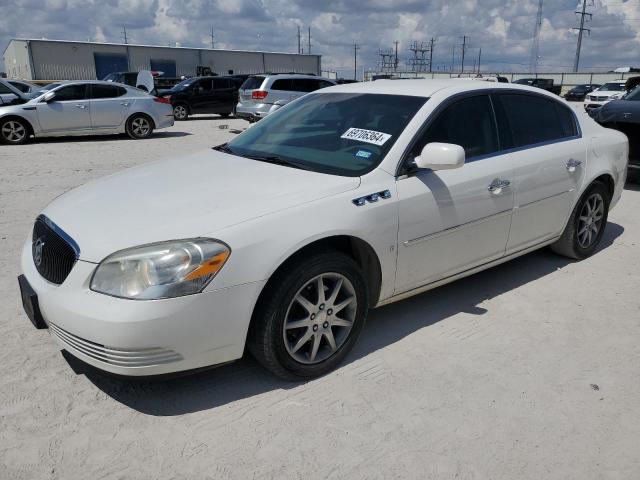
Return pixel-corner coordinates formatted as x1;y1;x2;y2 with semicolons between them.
94;53;128;80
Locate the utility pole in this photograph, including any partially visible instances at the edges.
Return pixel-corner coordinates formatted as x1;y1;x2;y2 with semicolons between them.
460;35;468;74
530;0;543;73
308;26;311;54
122;25;128;44
429;37;435;73
353;43;360;80
210;27;215;49
573;0;592;72
477;47;482;74
393;41;399;72
451;44;455;72
297;26;301;54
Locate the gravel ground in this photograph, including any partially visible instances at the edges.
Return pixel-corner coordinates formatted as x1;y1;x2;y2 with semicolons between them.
1;114;639;480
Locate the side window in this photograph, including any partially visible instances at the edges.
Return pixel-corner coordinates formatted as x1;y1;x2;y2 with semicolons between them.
291;79;318;92
0;83;13;94
52;84;87;101
318;80;334;89
271;79;293;91
410;95;499;161
9;82;30;93
212;78;229;89
497;94;575;148
90;84;126;99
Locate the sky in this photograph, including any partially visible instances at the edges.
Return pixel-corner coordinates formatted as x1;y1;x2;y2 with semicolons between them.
1;0;639;77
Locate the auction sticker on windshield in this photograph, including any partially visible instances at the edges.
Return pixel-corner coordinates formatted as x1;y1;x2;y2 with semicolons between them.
341;128;391;146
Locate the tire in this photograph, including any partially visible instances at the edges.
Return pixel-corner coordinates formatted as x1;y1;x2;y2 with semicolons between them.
125;114;154;140
248;251;369;380
550;181;610;259
173;104;189;120
0;117;30;145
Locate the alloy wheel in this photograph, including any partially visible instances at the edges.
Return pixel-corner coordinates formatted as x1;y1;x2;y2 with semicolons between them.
283;273;357;364
174;105;187;119
131;117;150;137
2;121;26;143
577;193;605;249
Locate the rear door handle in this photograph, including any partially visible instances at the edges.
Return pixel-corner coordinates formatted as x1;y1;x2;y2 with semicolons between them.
488;179;511;195
566;159;582;172
120;102;130;107
75;104;86;109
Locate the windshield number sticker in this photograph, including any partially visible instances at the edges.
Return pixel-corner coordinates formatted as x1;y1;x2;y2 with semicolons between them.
354;149;373;159
341;128;391;146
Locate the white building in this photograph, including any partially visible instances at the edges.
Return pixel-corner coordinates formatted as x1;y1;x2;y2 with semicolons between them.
3;39;321;81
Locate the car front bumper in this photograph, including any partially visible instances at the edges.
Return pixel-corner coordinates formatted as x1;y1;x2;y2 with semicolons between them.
20;239;264;376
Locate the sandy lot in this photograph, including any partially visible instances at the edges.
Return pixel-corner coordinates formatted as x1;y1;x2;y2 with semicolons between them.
1;114;639;480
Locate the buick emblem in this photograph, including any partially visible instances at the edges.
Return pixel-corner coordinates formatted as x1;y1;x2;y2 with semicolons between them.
33;237;45;267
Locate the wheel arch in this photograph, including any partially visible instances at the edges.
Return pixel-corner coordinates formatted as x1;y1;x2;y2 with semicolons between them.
254;235;383;315
126;111;155;129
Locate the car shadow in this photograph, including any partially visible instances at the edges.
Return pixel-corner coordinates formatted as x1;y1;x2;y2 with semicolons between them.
73;222;624;416
29;131;191;144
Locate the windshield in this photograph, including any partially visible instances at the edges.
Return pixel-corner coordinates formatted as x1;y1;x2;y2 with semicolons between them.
513;79;534;85
170;78;195;91
599;82;626;91
227;92;427;176
625;86;640;101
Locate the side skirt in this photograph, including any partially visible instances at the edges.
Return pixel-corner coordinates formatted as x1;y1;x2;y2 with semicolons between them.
375;236;560;308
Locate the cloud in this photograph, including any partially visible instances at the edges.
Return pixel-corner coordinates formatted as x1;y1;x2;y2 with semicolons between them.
1;0;639;76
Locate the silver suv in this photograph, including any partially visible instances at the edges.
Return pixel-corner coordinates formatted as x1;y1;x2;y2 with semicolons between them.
235;74;335;122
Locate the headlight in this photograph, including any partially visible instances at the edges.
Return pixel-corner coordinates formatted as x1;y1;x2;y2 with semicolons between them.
90;239;230;300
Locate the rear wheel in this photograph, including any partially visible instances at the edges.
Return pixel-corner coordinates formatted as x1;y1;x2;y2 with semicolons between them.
0;118;29;145
173;104;188;120
551;181;610;259
126;114;154;140
248;252;368;380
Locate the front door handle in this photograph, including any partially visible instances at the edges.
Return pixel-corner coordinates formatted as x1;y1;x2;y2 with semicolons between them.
488;179;511;195
566;159;582;172
75;104;86;109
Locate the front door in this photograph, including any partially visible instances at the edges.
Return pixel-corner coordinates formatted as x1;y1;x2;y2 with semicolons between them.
492;92;587;253
36;84;90;132
395;94;515;294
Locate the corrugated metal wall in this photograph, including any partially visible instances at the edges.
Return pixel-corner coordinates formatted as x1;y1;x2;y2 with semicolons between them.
5;40;321;80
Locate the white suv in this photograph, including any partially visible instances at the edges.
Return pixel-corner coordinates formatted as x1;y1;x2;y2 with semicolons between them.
235;74;335;122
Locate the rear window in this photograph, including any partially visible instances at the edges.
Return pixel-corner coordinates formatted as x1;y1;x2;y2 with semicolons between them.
241;76;265;90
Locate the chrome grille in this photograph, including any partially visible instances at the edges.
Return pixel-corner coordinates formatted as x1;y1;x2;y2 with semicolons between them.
50;323;183;367
32;215;78;285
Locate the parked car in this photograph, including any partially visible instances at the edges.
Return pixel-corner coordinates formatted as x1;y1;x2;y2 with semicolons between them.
26;82;64;99
583;80;628;110
102;70;174;92
18;80;627;379
235;74;335;122
0;80;173;145
0;79;28;106
513;78;562;95
159;76;239;120
6;79;40;94
589;86;640;180
564;84;601;101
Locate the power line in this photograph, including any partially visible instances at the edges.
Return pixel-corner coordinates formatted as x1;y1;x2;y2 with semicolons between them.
573;0;593;72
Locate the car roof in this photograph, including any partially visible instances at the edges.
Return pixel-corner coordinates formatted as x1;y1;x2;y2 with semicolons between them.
320;78;555;99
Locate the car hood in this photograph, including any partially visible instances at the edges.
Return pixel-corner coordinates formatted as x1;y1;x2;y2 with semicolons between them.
590;90;622;97
42;150;361;262
590;100;640;125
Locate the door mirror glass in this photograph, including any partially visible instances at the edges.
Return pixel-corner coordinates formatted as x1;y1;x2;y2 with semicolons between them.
43;91;56;102
415;142;465;170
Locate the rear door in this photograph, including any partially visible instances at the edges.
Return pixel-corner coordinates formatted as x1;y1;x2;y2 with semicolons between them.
269;78;294;103
493;91;586;253
191;78;214;112
36;83;90;132
211;77;234;112
88;84;130;128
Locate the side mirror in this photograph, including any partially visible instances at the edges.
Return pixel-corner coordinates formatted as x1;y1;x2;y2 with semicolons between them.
414;142;465;171
43;91;56;102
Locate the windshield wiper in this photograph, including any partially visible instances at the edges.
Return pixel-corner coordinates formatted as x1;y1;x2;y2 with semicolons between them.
242;154;310;171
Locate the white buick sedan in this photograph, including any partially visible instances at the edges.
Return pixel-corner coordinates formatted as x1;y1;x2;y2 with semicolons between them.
19;80;628;379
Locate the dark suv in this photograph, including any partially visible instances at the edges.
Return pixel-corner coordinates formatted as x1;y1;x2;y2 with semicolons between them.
160;76;239;120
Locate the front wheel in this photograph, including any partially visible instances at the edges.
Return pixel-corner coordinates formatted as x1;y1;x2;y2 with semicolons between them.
126;115;154;140
248;252;369;380
551;181;610;259
0;118;29;145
